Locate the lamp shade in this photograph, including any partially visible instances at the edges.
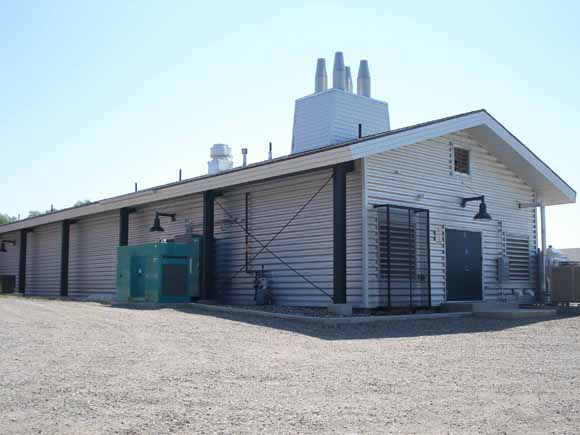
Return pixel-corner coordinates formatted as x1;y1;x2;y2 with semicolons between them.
474;201;492;221
149;216;164;232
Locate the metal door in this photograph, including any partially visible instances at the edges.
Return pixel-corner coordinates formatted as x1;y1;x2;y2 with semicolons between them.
445;229;482;301
130;256;147;299
376;205;431;309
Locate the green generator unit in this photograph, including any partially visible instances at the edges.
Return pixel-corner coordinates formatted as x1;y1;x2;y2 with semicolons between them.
115;238;201;303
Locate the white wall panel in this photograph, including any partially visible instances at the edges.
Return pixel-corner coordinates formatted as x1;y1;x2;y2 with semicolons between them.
214;166;363;307
26;222;61;296
366;131;537;307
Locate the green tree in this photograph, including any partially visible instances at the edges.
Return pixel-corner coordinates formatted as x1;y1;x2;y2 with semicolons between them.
0;213;17;225
74;199;91;207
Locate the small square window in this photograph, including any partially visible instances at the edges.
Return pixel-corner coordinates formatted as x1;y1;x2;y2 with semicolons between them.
454;147;470;174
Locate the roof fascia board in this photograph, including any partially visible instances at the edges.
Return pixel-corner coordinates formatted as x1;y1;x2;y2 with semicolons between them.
0;147;352;234
350;111;575;204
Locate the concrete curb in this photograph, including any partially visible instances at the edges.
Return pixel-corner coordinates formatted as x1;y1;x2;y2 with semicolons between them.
186;303;473;326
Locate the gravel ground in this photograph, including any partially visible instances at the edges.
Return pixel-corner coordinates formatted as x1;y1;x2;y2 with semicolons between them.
1;296;580;435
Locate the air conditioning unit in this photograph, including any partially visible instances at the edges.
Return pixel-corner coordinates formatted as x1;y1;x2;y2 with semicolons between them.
551;263;580;303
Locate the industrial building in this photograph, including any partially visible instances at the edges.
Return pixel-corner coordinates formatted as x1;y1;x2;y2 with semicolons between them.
0;52;575;309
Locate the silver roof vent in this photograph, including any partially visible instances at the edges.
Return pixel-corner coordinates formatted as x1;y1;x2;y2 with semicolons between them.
345;66;353;93
314;58;327;93
208;144;233;174
332;51;346;90
357;60;371;97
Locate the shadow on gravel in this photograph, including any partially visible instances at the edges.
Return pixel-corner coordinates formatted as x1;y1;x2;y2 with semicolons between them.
109;303;576;341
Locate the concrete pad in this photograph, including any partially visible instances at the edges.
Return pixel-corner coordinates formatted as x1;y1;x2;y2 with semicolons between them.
441;302;519;313
327;303;353;317
196;299;221;305
474;309;557;320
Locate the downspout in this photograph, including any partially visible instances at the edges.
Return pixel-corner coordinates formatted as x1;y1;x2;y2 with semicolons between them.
362;157;370;308
539;204;547;304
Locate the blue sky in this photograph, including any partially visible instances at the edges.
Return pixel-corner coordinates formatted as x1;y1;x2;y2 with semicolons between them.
2;1;579;247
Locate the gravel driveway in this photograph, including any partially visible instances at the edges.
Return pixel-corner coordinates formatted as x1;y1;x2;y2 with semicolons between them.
1;296;579;435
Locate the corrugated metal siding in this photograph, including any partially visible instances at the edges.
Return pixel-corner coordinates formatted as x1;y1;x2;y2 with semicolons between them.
2;166;362;305
330;91;389;144
128;195;204;244
214;166;363;307
26;222;62;296
0;231;20;290
366;131;537;307
69;211;119;298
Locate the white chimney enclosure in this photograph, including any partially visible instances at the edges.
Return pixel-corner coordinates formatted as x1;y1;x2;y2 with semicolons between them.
291;52;390;154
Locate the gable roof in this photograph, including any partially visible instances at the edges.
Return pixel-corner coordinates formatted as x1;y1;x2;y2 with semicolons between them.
0;109;574;235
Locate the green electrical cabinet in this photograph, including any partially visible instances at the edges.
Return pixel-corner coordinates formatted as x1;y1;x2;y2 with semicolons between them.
115;238;201;303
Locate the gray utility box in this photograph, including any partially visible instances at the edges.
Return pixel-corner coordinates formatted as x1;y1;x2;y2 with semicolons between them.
552;264;580;303
0;275;16;293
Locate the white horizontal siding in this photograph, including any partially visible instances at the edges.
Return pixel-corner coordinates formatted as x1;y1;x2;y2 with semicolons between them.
26;222;61;296
366;131;537;307
128;194;204;244
215;166;363;307
2;167;363;306
69;211;119;298
0;231;20;290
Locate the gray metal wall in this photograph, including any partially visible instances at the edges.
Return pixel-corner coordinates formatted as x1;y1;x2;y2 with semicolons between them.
0;165;363;305
0;231;20;290
366;131;537;307
26;222;62;297
69;211;120;298
214;166;362;306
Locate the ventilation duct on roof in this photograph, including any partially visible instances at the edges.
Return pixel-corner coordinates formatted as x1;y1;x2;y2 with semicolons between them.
345;66;353;93
357;60;371;97
314;58;327;93
332;52;346;90
291;52;390;154
208;144;233;174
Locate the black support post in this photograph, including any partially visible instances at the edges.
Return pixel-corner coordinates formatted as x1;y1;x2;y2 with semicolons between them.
18;229;29;294
119;207;136;246
60;220;71;297
333;162;349;304
201;190;215;300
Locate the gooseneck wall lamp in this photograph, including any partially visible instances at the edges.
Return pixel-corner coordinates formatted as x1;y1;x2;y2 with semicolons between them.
461;195;492;221
149;211;176;233
0;239;16;253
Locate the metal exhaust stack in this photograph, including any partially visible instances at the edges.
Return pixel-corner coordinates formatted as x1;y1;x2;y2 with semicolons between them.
242;148;248;167
332;52;346;90
345;66;353;93
314;58;327;93
357;60;371;97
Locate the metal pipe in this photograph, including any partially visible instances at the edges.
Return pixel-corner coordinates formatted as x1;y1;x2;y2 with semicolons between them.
134;182;138;192
242;148;248;168
268;142;273;161
539;204;547;303
358;123;362;139
179;169;182;181
408;209;413;310
245;192;250;273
